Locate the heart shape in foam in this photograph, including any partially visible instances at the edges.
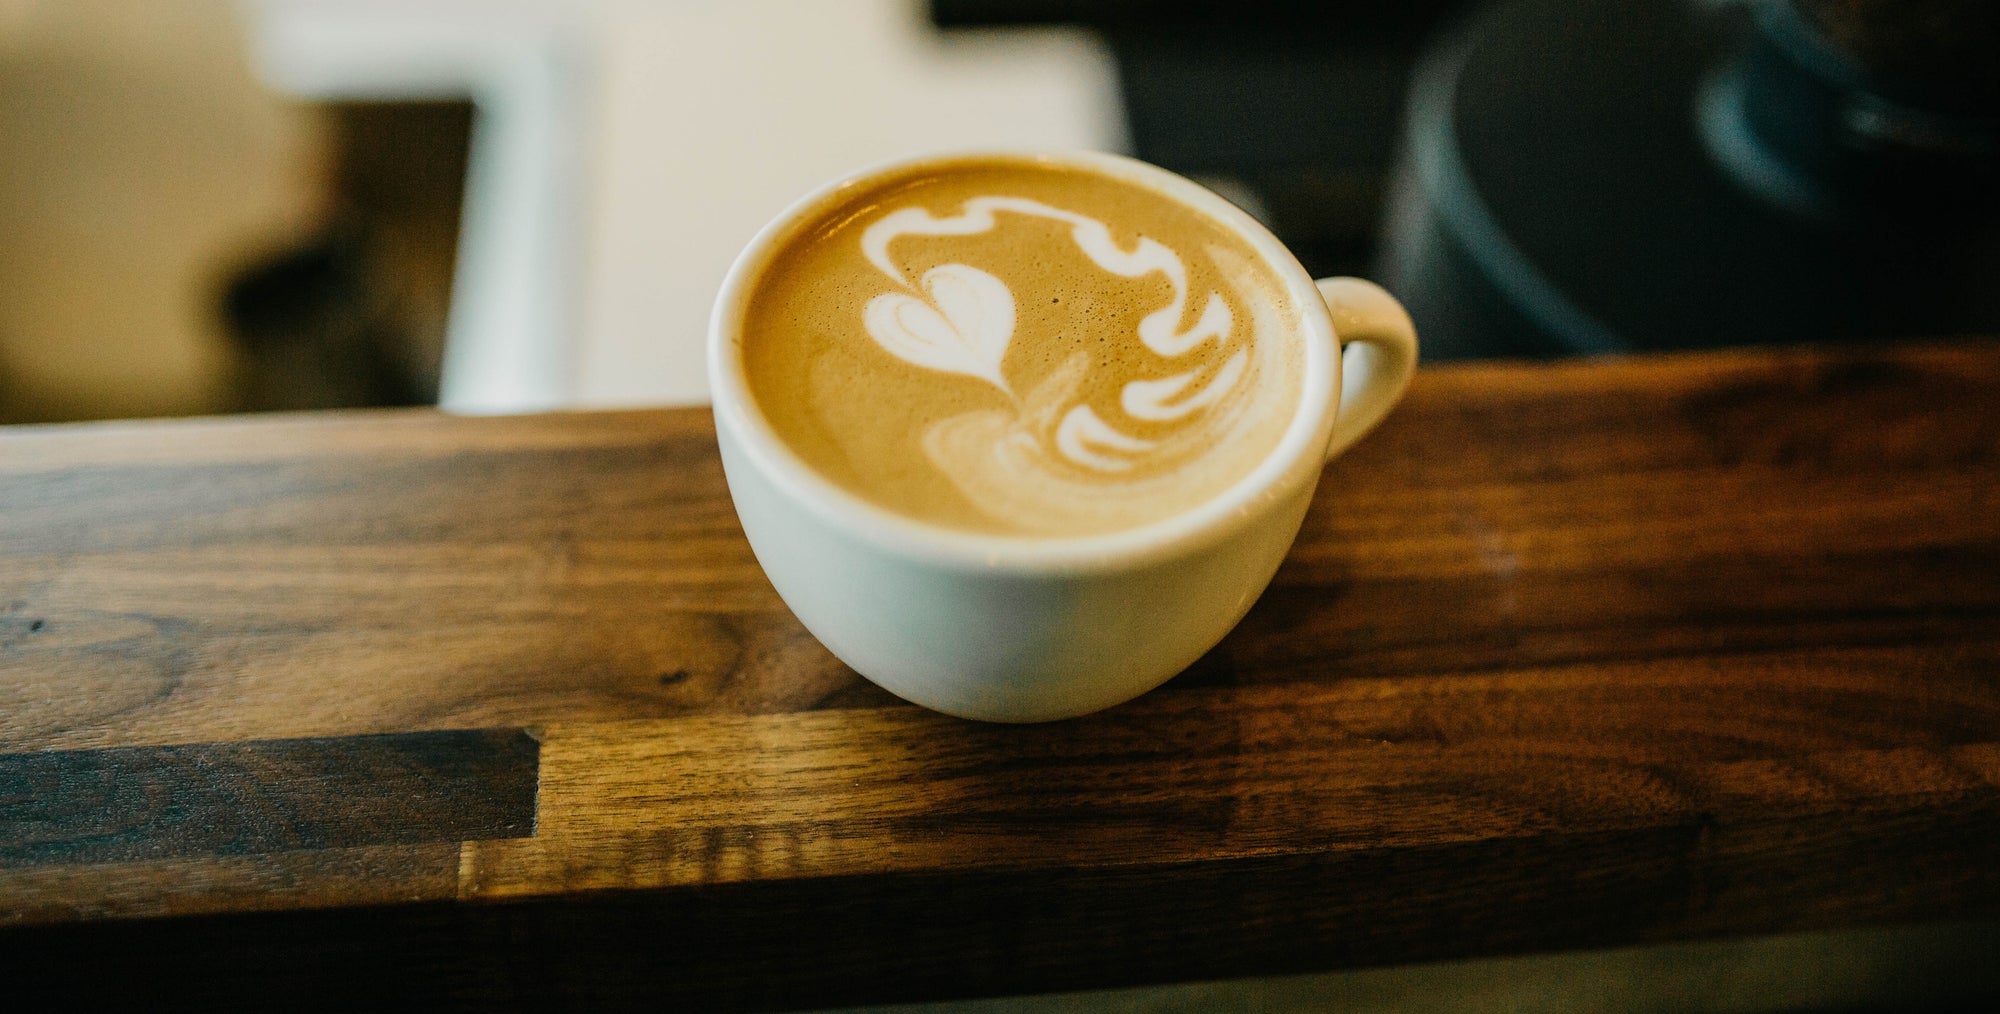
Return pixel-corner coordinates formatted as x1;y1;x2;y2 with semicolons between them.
863;263;1015;394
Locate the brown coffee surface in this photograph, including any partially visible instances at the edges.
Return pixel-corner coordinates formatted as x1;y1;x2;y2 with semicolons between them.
740;156;1302;535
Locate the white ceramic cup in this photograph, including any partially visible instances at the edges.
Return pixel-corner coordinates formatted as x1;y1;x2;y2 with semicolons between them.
709;150;1417;722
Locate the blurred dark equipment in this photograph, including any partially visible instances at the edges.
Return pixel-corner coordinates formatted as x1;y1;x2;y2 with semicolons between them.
221;101;469;411
1378;0;2000;359
933;0;1464;279
935;0;1999;360
223;228;424;411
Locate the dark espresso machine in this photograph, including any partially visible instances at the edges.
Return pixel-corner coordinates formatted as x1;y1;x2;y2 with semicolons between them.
1377;0;2000;359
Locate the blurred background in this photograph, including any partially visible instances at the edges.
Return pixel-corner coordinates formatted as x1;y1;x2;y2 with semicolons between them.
0;0;1993;424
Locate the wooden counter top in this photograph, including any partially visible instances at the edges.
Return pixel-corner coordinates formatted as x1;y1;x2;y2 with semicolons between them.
3;341;1997;1009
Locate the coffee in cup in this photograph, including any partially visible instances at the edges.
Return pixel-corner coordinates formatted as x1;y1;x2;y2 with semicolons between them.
711;151;1416;721
737;156;1303;536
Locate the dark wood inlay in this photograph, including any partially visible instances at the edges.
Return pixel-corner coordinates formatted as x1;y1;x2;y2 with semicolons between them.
0;729;538;867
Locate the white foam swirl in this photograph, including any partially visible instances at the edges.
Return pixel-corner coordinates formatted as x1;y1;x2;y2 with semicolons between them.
862;263;1015;394
920;244;1289;534
1055;405;1157;472
862;196;1232;361
1122;350;1247;422
861;195;1255;479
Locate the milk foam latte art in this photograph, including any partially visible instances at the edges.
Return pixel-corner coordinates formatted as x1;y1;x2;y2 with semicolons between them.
715;151;1418;720
741;157;1302;536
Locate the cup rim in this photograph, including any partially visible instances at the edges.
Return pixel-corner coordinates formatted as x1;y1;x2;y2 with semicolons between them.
707;149;1340;575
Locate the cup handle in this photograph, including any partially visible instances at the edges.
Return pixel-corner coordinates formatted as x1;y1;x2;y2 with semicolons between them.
1316;277;1419;462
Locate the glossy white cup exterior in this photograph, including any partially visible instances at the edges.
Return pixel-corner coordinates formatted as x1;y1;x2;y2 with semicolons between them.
710;151;1416;722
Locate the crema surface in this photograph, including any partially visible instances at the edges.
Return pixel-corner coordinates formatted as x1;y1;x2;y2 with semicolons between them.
740;157;1303;536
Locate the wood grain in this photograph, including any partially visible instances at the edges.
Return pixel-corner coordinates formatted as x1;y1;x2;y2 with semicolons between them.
1;340;1997;1009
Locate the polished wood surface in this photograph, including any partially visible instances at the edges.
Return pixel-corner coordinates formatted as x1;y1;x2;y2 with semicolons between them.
2;341;1997;1009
